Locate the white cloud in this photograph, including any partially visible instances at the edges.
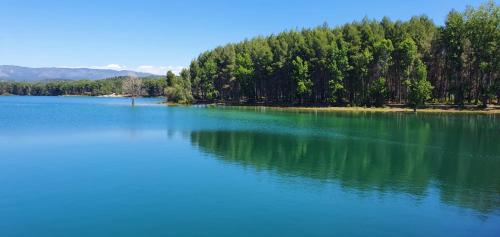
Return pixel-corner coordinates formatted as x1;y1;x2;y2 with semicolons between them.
64;64;187;75
137;65;185;75
88;64;124;70
103;64;123;70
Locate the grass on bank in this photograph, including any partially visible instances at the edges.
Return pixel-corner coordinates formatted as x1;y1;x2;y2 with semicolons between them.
186;102;500;114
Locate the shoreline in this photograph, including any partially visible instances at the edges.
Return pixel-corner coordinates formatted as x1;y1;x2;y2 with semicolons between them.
2;95;498;114
191;103;500;114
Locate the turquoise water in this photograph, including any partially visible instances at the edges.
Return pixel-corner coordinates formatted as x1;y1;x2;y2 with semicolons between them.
1;96;499;237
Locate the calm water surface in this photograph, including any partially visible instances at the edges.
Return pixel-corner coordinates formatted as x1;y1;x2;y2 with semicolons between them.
1;96;499;237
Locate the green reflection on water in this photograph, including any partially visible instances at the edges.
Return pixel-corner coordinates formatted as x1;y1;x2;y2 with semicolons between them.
190;111;500;213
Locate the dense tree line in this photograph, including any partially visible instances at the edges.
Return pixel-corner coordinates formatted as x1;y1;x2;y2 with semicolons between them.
188;1;499;108
0;71;194;103
1;77;123;96
1;75;170;97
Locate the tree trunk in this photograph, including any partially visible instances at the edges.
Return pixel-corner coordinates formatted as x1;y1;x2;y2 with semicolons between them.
481;95;487;108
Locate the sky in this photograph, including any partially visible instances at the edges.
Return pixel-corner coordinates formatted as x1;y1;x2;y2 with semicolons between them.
0;0;487;74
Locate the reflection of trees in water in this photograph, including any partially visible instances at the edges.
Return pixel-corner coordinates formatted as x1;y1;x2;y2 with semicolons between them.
189;113;500;213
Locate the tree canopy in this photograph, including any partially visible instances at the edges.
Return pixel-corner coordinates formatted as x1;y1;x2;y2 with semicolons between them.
188;1;498;107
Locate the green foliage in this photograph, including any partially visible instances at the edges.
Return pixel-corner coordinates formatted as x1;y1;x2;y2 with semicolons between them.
188;2;498;107
373;39;393;76
0;76;167;97
143;78;166;97
369;77;388;107
166;70;176;87
398;37;419;80
405;61;433;108
292;56;312;101
235;51;255;100
443;10;466;105
327;38;350;104
164;69;194;104
463;0;499;106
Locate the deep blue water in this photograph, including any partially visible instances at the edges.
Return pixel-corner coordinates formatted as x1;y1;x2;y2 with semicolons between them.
0;96;499;237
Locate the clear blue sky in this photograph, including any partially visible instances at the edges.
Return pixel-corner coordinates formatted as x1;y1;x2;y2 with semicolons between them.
0;0;486;74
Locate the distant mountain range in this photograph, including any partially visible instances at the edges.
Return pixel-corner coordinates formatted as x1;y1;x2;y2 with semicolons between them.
0;65;153;81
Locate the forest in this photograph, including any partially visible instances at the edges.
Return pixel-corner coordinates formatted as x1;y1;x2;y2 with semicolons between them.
188;1;499;108
1;1;498;108
0;71;193;102
0;76;166;97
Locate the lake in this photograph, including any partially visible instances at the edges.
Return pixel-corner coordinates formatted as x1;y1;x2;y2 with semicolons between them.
1;96;499;237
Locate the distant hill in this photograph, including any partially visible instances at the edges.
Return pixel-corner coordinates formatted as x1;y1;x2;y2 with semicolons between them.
0;65;153;81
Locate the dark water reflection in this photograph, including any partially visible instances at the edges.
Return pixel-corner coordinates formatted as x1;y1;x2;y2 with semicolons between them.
190;111;500;214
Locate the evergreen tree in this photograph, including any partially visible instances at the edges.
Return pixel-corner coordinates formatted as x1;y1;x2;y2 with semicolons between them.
292;56;312;103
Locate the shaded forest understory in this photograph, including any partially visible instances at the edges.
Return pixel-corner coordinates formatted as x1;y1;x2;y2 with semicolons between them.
1;1;499;108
